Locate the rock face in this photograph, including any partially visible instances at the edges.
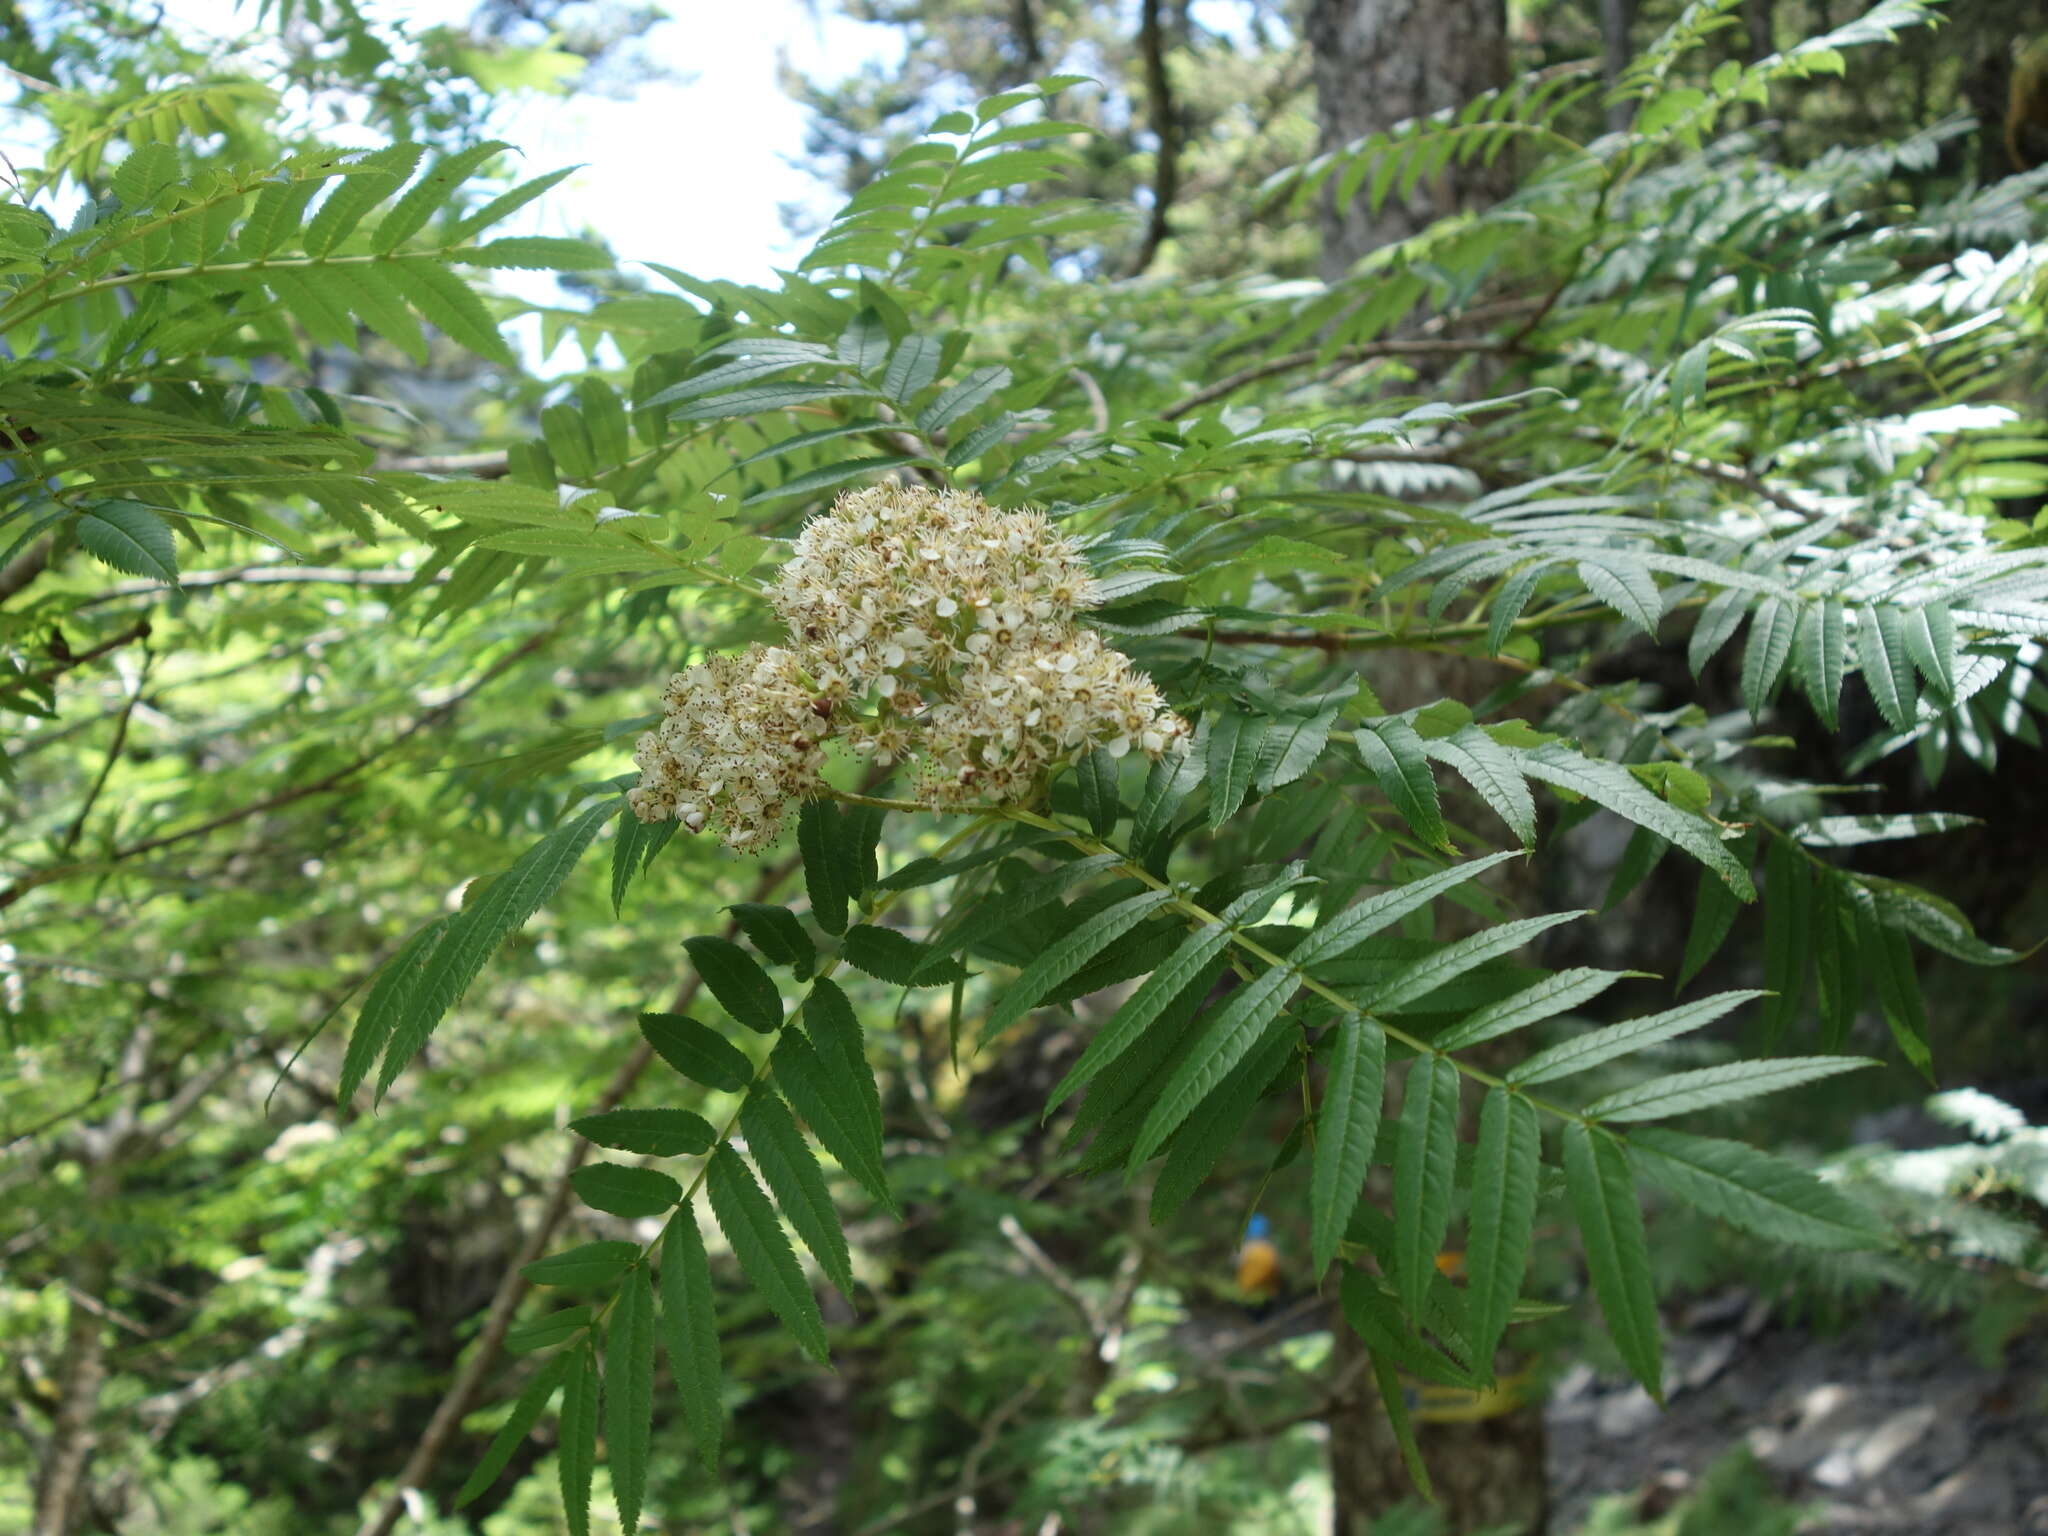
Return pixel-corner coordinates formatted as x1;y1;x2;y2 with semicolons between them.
1547;1291;2048;1532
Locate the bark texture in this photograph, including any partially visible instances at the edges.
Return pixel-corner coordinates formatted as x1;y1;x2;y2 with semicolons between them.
1304;0;1511;280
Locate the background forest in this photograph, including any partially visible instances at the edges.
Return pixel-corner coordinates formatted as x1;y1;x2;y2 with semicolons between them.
6;1;2048;1533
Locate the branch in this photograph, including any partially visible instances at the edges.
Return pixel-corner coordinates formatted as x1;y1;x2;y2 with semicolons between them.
58;648;148;858
1160;338;1504;421
0;536;52;607
1129;0;1182;277
74;565;438;610
350;857;797;1536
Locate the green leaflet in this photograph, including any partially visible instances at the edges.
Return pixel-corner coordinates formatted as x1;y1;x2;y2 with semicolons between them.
772;1027;897;1216
917;364;1011;432
1577;556;1662;636
740;1090;856;1298
605;1263;655;1535
918;852;1122;977
1292;851;1519;972
1604;824;1669;910
1741;596;1797;720
727;903;816;975
1257;707;1339;793
522;1241;639;1289
569;1108;716;1158
1676;861;1743;989
1486;562;1548;656
1425;724;1536;846
1758;841;1811;1050
1795;598;1846;730
1128;959;1300;1169
1149;1018;1294;1222
684;934;784;1034
1515;745;1754;898
1393;1054;1461;1315
981;888;1179;1042
882;334;942;402
1055;943;1233;1132
338;915;453;1104
802;979;884;1147
1688;586;1749;676
1509;990;1766;1085
706;1146;831;1364
1355;718;1450;850
1368;910;1585;1013
1902;601;1956;703
1434;967;1628;1052
1857;603;1917;733
372;139;513;252
799;800;851;934
1207;710;1271;826
1369;1347;1434;1501
1562;1123;1663;1398
75;501;178;582
640;1013;753;1093
1858;896;1935;1081
661;1212;724;1470
504;1306;593;1356
611;810;654;918
558;1343;599;1536
1309;1014;1386;1277
1338;1264;1479;1389
570;1164;682;1219
453;1350;573;1507
372;799;617;1101
304;144;423;254
1584;1055;1874;1122
842;924;965;986
1466;1088;1540;1373
1626;1127;1885;1250
1133;739;1206;862
1857;877;2018;965
1075;747;1121;835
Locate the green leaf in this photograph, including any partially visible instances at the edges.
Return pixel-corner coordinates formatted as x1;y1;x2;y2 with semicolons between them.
1393;1053;1461;1314
376;800;616;1100
640;1013;753;1093
1435;967;1627;1052
75;501;178;583
1856;604;1917;733
727;904;816;975
1355;720;1449;850
1903;601;1956;703
842;924;964;986
569;1108;716;1158
1338;1258;1478;1389
1813;874;1860;1050
1044;917;1235;1117
802;979;884;1148
504;1306;593;1355
305;144;423;254
740;1091;855;1298
1206;710;1271;827
453;1351;574;1507
1584;1055;1874;1123
882;334;942;401
1627;1127;1885;1250
1129;959;1300;1168
1466;1088;1540;1372
661;1212;723;1470
1369;910;1584;1013
1310;1015;1386;1277
1677;862;1742;989
1516;745;1753;898
836;308;891;373
1425;725;1536;846
605;1263;655;1535
1291;852;1520;971
921;852;1122;975
1563;1123;1663;1397
373;139;511;252
742;455;920;506
1075;747;1121;835
339;916;453;1105
1859;898;1935;1081
610;809;653;918
395;256;515;367
1488;562;1548;656
522;1241;639;1289
570;1164;683;1219
1796;598;1846;730
982;888;1179;1041
1577;557;1661;636
799;800;850;934
1741;597;1797;720
683;935;784;1034
1759;841;1811;1050
706;1146;831;1364
1150;1017;1294;1222
1688;586;1749;676
771;1027;897;1216
1603;825;1669;911
558;1344;598;1536
1368;1347;1433;1500
1509;991;1766;1085
916;365;1010;432
463;235;609;270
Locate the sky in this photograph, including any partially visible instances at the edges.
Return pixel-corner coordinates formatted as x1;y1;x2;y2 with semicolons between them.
151;0;905;284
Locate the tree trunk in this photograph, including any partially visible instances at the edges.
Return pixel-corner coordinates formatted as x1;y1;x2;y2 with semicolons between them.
1304;0;1510;279
1601;0;1638;134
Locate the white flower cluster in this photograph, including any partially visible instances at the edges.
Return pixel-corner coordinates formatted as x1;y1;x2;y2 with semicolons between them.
629;484;1188;848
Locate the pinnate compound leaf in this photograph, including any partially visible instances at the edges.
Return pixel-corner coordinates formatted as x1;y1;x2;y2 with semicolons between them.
640;1013;753;1092
605;1263;655;1535
1626;1127;1885;1249
1466;1088;1540;1372
1393;1054;1461;1314
662;1213;723;1470
1563;1123;1663;1398
740;1090;855;1297
1509;990;1766;1085
1583;1055;1874;1123
569;1108;716;1157
684;935;784;1033
1309;1015;1386;1277
706;1146;831;1363
570;1164;682;1219
453;1351;574;1507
